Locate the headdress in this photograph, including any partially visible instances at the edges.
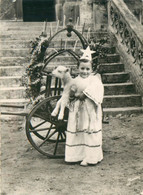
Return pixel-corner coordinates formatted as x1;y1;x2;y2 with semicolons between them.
80;46;95;62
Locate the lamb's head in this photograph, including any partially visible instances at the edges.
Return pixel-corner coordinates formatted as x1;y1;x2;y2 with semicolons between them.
52;66;70;80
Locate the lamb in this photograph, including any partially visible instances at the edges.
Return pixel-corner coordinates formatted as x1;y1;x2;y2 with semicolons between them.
51;65;98;131
51;65;73;120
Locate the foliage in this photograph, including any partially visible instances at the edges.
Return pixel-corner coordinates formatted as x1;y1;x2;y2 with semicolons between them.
89;34;109;72
22;35;49;100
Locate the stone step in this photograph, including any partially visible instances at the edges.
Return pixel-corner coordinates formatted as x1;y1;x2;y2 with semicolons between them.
0;29;88;36
0;49;30;57
0;26;99;33
0;99;29;112
0;79;135;95
0;41;31;49
0;33;42;39
0;50;113;65
42;81;136;96
100;46;116;54
1;24;103;34
2;26;64;31
0;114;25;121
44;62;124;73
0;31;108;42
1;30;108;42
0;69;129;86
0;40;81;48
104;83;136;95
103;107;143;116
0;48;84;57
99;63;124;73
0;34;76;41
99;54;120;63
0;39;114;52
0;50;118;60
0;41;81;50
102;72;130;83
0;57;29;65
0;87;26;99
0;22;83;29
0;46;116;60
0;66;24;76
0;21;57;26
103;94;142;108
0;33;86;41
0;93;141;110
0;76;21;87
45;54;120;64
0;63;123;75
0;99;29;120
1;106;142;119
41;69;130;84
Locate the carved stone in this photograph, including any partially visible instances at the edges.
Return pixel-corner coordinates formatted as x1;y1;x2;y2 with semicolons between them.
108;0;143;95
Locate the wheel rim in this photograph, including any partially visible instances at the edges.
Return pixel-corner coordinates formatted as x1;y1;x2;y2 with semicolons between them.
26;96;67;158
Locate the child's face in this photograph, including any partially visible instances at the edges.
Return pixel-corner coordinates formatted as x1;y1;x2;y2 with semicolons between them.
79;62;92;78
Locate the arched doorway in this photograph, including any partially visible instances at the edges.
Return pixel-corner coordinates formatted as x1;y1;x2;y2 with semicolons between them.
22;0;56;21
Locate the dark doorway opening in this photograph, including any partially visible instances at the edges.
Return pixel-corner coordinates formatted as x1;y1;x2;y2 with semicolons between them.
23;0;56;22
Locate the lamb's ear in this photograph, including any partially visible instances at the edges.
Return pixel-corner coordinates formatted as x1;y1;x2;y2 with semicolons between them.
65;68;69;72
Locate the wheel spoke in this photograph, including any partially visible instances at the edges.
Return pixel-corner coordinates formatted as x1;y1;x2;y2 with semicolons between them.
47;129;57;140
33;113;49;121
60;133;64;140
29;127;55;133
38;130;57;148
45;124;55;138
53;132;60;155
32;120;46;129
63;132;66;139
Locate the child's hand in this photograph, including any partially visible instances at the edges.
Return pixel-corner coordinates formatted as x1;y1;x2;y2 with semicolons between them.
69;85;77;101
78;93;86;101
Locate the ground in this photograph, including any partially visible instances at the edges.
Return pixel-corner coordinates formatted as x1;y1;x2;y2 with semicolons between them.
0;113;143;195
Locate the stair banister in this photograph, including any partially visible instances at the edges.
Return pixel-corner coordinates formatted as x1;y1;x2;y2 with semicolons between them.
108;0;143;72
108;0;143;96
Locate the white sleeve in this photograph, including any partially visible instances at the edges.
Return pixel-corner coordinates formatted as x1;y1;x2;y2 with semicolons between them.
83;75;104;105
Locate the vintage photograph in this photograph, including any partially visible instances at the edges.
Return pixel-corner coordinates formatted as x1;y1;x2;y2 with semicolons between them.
0;0;143;194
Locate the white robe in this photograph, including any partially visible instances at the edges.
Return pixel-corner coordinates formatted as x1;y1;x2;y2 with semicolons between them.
65;74;104;164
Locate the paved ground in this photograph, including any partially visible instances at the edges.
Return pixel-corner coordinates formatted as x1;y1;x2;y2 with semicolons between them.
0;113;143;195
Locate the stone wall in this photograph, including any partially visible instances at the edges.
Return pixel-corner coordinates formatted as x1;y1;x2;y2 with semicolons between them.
0;0;15;20
79;0;93;26
93;1;108;30
114;36;143;97
123;0;143;23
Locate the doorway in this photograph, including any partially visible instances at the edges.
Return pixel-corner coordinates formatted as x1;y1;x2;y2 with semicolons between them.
22;0;56;21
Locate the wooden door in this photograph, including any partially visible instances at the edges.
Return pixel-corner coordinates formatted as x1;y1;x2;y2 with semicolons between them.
23;0;56;21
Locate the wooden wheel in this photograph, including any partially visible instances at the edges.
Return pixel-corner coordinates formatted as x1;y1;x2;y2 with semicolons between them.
26;96;68;158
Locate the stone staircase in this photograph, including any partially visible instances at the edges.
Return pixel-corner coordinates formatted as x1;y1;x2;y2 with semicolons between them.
0;21;142;118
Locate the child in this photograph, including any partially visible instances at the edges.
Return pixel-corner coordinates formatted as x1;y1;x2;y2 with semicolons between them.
65;47;104;166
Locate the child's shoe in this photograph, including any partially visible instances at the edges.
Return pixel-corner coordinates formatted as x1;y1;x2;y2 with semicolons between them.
80;160;88;166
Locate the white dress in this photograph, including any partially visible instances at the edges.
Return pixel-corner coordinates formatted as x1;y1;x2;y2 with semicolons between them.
65;74;104;164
